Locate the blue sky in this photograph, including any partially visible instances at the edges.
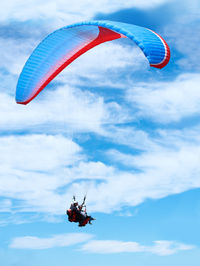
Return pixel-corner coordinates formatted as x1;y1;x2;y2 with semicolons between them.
0;0;200;265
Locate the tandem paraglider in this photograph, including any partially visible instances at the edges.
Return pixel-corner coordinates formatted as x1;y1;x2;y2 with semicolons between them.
15;20;170;228
66;196;96;227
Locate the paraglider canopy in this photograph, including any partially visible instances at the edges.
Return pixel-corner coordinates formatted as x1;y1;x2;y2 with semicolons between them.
16;20;170;105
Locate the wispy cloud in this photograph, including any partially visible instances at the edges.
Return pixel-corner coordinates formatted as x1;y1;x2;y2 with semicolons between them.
10;233;93;249
81;239;194;255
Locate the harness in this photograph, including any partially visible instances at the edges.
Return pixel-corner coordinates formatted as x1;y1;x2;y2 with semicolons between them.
78;216;90;227
67;209;77;222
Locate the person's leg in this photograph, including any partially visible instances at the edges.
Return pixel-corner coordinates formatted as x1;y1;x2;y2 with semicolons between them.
88;216;96;224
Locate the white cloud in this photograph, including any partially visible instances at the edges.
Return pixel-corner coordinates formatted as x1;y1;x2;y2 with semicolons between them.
10;233;93;249
126;73;200;123
0;86;129;135
0;133;115;214
0;0;170;25
82;240;143;253
102;125;154;150
84;124;200;212
0;134;82;172
0;134;83;214
81;239;194;255
151;241;194;256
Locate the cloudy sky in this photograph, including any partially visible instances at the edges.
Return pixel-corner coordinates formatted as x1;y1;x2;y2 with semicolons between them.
1;0;200;265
